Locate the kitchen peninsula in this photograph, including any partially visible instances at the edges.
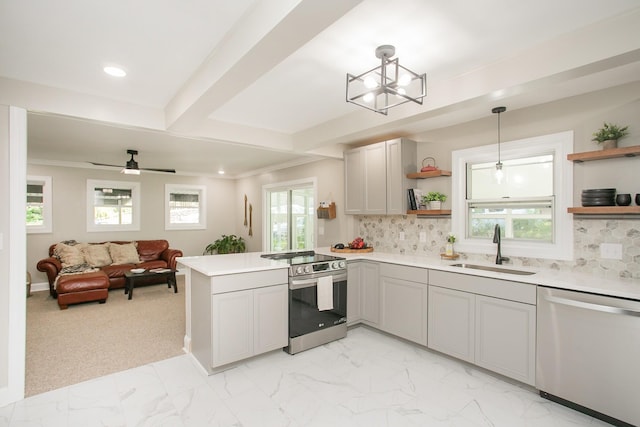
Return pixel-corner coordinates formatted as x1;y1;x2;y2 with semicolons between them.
177;253;289;374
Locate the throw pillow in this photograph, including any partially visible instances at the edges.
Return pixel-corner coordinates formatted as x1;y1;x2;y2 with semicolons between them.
54;242;86;268
82;244;112;267
108;242;141;265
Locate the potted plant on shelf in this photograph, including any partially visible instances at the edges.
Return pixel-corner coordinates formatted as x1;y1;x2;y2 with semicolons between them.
203;234;246;255
422;191;447;210
592;122;629;150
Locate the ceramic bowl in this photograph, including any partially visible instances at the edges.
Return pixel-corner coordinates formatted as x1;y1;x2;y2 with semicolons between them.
615;194;631;206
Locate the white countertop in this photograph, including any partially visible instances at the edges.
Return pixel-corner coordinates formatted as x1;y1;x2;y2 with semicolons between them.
177;249;640;301
315;247;640;301
177;252;288;276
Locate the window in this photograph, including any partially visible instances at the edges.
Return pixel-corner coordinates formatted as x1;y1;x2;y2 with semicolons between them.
87;179;140;232
263;179;316;252
451;131;573;260
165;184;206;230
26;175;52;233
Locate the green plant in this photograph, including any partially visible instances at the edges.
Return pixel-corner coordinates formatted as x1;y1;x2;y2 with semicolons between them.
422;191;447;203
591;122;629;143
446;233;456;243
203;234;246;255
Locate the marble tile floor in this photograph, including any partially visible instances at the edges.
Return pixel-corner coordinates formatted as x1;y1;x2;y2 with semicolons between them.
1;326;610;427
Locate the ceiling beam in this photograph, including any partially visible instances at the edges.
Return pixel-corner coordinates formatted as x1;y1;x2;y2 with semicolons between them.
164;0;363;133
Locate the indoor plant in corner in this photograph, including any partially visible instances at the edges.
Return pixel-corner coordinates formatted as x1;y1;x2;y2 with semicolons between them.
592;122;629;150
203;234;246;254
422;191;447;210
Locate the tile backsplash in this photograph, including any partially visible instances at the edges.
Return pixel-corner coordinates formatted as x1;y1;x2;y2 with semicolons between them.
357;215;640;280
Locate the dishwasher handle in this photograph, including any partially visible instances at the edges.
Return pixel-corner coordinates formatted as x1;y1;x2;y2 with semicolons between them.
544;294;640;317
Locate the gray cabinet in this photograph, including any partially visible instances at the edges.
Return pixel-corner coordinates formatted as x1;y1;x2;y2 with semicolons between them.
190;268;288;373
347;261;380;325
428;270;536;386
344;139;416;214
379;263;428;345
428;285;474;363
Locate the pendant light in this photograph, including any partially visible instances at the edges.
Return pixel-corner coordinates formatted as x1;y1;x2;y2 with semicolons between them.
492;106;506;183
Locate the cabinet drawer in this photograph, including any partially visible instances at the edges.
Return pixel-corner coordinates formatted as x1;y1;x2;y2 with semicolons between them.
429;270;535;304
212;269;288;294
380;262;428;283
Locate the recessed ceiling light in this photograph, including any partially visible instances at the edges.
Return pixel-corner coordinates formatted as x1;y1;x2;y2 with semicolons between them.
218;170;225;175
104;66;127;77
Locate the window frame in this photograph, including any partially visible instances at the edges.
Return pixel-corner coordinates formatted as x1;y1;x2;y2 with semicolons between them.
164;184;207;230
86;179;141;232
262;178;317;252
451;131;573;260
26;175;52;234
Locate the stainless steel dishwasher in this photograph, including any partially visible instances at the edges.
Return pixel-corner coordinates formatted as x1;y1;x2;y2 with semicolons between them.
537;286;640;427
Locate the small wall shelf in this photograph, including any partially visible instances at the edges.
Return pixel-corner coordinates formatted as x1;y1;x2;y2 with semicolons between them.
317;202;336;219
567;145;640;162
407;209;451;216
568;206;640;215
406;170;452;179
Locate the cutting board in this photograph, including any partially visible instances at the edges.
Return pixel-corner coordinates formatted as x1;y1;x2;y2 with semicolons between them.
330;247;374;253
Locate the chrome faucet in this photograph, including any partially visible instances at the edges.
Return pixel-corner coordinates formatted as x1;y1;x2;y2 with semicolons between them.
493;224;509;265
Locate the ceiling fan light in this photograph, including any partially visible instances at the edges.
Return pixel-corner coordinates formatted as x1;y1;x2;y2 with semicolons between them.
121;168;140;175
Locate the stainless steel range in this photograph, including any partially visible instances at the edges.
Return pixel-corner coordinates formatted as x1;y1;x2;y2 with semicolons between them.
261;250;347;354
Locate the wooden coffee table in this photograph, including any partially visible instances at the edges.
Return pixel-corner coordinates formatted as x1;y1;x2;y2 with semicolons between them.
123;268;177;300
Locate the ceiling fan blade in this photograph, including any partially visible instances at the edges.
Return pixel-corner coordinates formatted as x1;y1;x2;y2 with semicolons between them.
140;167;176;173
89;161;121;168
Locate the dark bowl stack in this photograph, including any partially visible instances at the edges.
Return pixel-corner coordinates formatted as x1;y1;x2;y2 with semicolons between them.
581;188;616;206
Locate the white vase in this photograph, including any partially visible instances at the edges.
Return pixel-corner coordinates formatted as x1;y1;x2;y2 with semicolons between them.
602;139;617;150
429;201;442;210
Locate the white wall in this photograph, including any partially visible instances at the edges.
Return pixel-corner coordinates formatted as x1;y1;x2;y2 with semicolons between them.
27;165;238;285
412;82;640;204
236;158;349;252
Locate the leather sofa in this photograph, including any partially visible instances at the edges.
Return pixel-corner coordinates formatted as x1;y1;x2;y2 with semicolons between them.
37;240;183;305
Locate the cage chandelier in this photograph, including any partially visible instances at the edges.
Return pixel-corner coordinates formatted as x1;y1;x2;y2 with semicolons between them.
346;45;426;115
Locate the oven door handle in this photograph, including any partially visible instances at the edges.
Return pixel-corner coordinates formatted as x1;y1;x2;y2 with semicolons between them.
289;272;347;290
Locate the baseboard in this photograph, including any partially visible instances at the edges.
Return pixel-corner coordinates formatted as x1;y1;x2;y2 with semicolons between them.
30;282;49;293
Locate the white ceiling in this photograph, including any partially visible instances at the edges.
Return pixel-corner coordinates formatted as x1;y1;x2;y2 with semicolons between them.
2;0;640;177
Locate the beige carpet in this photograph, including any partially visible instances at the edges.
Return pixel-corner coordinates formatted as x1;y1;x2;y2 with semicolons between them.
25;276;185;397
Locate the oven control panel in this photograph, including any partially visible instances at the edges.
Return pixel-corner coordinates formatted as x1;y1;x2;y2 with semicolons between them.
290;260;346;277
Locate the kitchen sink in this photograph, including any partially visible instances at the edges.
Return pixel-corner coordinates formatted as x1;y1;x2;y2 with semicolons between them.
450;263;536;276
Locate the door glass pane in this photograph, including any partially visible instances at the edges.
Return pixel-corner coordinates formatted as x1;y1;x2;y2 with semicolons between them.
270;191;289;252
267;185;315;252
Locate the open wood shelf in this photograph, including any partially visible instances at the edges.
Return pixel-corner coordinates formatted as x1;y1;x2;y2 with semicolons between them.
407;209;452;216
568;206;640;215
567;145;640;162
406;170;452;179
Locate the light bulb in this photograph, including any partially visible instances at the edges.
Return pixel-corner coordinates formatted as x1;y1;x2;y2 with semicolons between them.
398;74;411;86
363;93;374;103
495;162;504;184
363;76;378;89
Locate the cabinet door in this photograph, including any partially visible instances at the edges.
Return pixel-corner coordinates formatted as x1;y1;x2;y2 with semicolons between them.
344;148;365;214
363;142;387;214
254;284;288;355
347;262;362;325
380;276;427;345
427;285;475;363
211;290;253;367
386;139;416;215
360;262;380;325
475;295;536;386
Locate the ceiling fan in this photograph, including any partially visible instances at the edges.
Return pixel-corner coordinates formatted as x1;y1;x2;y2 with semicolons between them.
90;149;176;174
